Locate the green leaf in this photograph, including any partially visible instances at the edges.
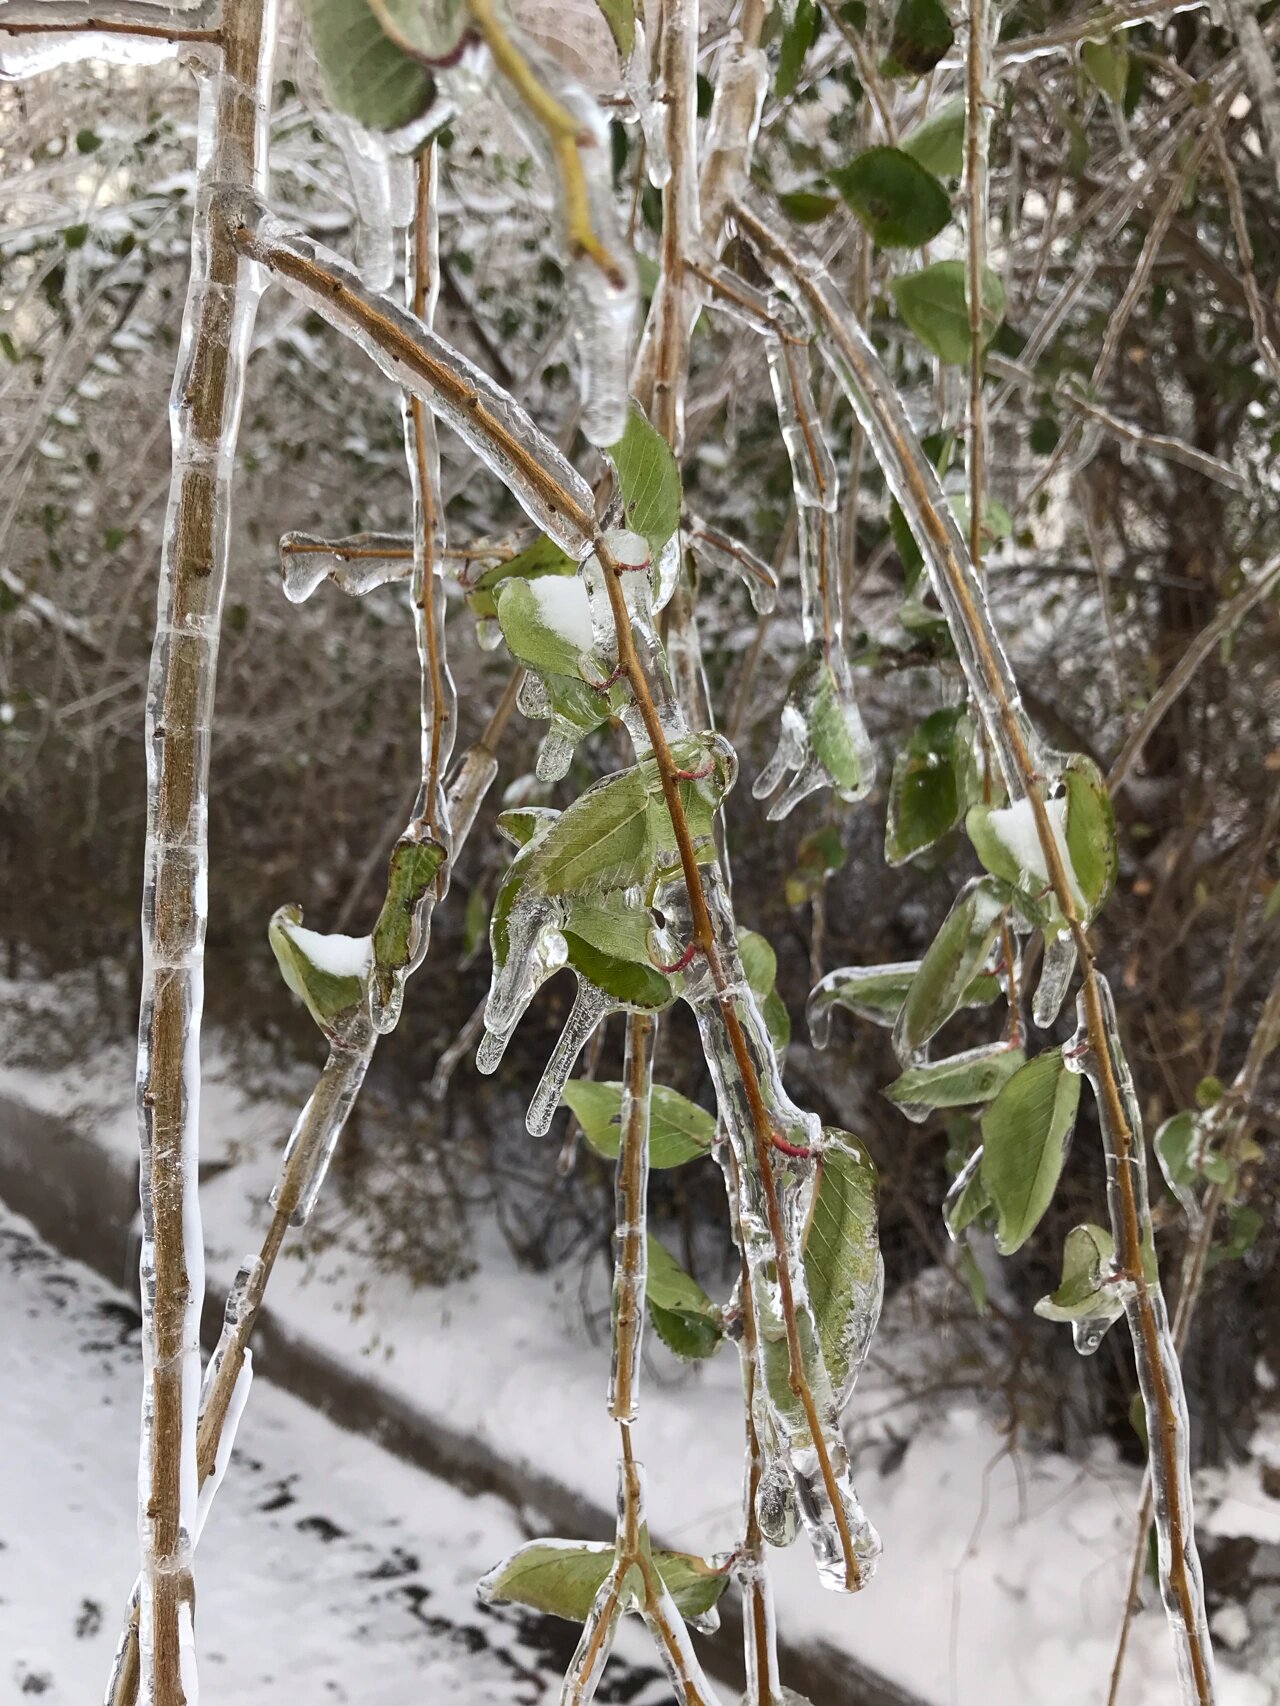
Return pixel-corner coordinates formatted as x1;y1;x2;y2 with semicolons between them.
496;806;559;849
466;536;576;620
891;260;1006;365
480;1539;728;1622
830;146;951;248
594;0;635;59
528;767;654;895
885;706;979;865
1062;755;1118;918
301;0;439;132
495;575;593;680
886;1043;1026;1114
1206;1204;1263;1270
562;896;674;1009
738;928;791;1050
882;0;954;77
899;94;966;177
268;904;368;1035
777;0;820;98
1081;36;1129;105
778;190;839;223
646;1234;724;1359
809;662;863;791
981;1047;1082;1254
1263;879;1280;924
1037;1221;1126;1323
803;1132;881;1397
956;1242;987;1313
370;836;446;999
894;875;1008;1057
608;404;682;562
566;1078;716;1168
811;959;1001;1039
75;128;103;154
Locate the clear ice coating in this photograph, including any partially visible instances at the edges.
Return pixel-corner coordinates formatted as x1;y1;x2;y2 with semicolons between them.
228;198;600;560
1065;976;1216;1704
685;516;777;613
278;531;412;602
129;4;278;1697
732;198;1050;802
698;39;768;250
608;1017;656;1423
501;28;636;446
0;2;219;78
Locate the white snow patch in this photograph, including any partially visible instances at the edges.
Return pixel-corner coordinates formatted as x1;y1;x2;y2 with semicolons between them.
282;923;373;979
986;794;1085;909
528;574;594;651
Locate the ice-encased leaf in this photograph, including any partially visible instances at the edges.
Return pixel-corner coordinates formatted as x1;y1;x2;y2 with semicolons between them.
786;824;846;907
1035;1223;1125;1354
496;574;595;680
565;1078;716;1168
809;958;1002;1045
608;404;682;563
479;1538;728;1622
645;1234;724;1360
899;94;966;177
885;1043;1026;1117
890;261;1006;365
809;659;871;793
981;1047;1082;1255
803;1132;882;1402
892;876;1008;1060
269;904;370;1038
466;536;577;620
301;0;439;132
830;146;951;248
370;836;446;1006
562;900;674;1010
885;706;981;865
883;0;955;76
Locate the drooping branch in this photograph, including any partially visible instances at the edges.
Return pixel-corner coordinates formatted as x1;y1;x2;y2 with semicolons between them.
733;201;1217;1705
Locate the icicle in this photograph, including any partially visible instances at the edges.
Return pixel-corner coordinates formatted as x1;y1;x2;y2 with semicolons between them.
0;3;218;78
527;982;616;1135
609;1016;656;1422
755;1453;800;1547
230;200;600;559
131;6;277;1696
1064;976;1216;1704
278;531;412;602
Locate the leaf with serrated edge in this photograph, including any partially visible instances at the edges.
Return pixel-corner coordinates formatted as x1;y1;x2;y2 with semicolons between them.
981;1048;1082;1254
608;404;682;561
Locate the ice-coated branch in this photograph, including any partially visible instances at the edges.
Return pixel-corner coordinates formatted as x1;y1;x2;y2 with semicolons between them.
105;673;520;1706
1219;0;1280;193
733;199;1217;1703
229;203;875;1595
125;2;276;1700
990;0;1207;63
0;0;219;76
608;1013;655;1424
964;0;998;577
1106;964;1280;1706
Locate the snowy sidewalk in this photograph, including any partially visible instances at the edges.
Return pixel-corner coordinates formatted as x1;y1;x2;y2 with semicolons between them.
0;1204;669;1704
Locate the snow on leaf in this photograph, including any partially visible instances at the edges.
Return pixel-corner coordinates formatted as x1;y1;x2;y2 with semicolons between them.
269;904;370;1036
981;1047;1082;1255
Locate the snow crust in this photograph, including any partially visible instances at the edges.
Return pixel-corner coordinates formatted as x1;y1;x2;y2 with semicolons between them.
283;923;373;979
528;574;594;652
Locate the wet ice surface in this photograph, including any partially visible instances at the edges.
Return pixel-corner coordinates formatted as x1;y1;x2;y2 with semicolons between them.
0;1203;668;1705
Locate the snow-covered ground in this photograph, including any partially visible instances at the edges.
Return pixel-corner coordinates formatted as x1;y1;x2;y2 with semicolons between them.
0;1205;667;1703
3;986;1279;1705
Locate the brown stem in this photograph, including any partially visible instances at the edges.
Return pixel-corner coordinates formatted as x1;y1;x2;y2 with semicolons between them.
409;145;447;850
